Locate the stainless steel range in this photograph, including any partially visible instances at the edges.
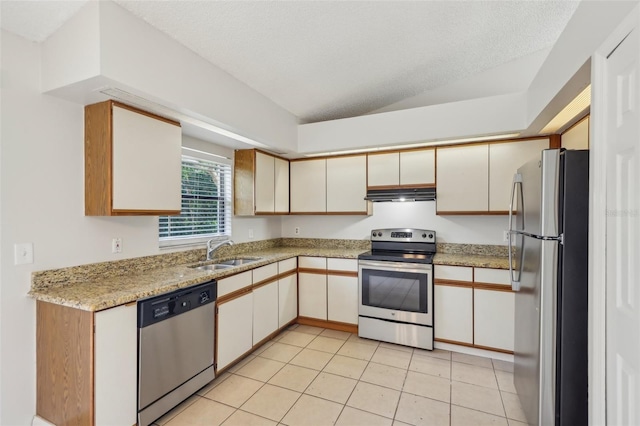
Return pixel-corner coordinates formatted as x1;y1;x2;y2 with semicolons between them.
358;228;436;350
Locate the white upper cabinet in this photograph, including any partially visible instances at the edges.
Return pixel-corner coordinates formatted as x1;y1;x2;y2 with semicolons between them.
85;101;182;216
255;151;275;213
436;144;489;213
488;138;549;212
437;138;549;214
234;149;289;216
400;149;436;186
290;159;327;213
368;152;399;187
326;155;368;213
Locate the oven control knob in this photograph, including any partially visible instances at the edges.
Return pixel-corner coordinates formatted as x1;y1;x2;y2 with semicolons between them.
422;233;426;238
428;233;434;239
377;232;382;237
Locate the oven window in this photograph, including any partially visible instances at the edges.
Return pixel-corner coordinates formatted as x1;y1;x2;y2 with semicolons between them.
361;269;428;313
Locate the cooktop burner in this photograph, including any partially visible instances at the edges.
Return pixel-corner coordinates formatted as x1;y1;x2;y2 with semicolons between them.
359;228;437;264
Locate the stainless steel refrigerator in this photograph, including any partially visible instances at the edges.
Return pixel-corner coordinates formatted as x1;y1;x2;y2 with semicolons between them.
508;149;588;426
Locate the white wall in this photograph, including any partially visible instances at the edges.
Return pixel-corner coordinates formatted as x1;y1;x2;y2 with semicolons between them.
281;202;507;245
0;30;276;424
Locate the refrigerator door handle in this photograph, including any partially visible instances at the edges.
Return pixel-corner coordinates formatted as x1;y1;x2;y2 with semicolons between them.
509;174;523;291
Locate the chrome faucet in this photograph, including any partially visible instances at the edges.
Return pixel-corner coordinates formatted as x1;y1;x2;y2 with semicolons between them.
206;239;234;261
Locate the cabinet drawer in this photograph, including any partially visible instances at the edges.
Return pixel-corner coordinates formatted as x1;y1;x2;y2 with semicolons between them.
252;263;278;284
299;256;327;269
327;258;358;272
278;258;297;274
218;271;252;297
474;268;510;286
434;265;473;282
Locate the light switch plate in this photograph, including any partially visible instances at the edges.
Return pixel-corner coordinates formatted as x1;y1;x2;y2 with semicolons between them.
15;243;34;265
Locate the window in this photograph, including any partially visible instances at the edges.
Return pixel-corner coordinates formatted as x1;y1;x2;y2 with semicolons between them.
159;155;232;245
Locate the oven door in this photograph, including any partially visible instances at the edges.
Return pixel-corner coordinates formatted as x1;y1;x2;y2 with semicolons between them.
358;260;432;326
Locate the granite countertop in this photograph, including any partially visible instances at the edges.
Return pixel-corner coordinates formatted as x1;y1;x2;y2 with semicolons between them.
433;253;510;269
29;247;367;312
29;238;509;312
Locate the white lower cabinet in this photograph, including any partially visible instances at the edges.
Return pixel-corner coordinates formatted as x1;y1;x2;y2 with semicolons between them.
278;273;298;327
474;289;515;351
94;303;137;426
434;285;473;344
298;272;327;320
217;292;253;371
253;281;279;345
327;275;358;324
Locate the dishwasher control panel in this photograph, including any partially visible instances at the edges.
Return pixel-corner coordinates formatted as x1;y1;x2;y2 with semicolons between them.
138;280;217;328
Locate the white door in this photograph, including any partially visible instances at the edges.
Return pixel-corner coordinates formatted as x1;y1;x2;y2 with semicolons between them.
597;10;640;425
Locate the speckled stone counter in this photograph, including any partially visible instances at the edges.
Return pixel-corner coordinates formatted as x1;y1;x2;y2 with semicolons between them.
29;238;508;311
29;240;369;312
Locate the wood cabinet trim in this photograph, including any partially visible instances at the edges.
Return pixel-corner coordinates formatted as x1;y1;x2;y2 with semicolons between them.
473;283;514;292
434;279;474;288
252;277;279;290
111;101;180;127
277;270;298;280
326;270;358;278
549;134;562;149
110;209;181;216
436;210;507;216
298;267;329;275
289;211;370;216
85;101;113;216
217;287;252;305
297;317;358;333
434;337;475;348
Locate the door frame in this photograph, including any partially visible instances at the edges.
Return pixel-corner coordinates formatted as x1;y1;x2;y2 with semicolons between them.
590;5;639;425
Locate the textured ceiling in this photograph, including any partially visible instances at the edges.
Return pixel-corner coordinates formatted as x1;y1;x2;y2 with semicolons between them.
1;0;580;124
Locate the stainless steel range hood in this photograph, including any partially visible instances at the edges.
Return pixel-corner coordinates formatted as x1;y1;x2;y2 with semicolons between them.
364;188;436;202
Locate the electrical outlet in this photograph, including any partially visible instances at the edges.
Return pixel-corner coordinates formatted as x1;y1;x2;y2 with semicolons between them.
503;230;510;242
295;227;300;235
112;238;122;253
248;229;254;239
14;243;34;265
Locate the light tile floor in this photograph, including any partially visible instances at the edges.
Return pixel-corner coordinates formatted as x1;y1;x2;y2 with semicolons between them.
154;324;528;426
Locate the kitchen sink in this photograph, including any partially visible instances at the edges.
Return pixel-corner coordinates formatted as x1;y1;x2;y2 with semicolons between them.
215;257;261;266
190;257;261;271
191;264;234;271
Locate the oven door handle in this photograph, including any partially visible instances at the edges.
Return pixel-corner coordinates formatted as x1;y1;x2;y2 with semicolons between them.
358;260;432;271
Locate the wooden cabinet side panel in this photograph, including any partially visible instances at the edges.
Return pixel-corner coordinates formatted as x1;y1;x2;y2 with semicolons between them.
234;149;257;216
37;301;94;426
85;101;112;216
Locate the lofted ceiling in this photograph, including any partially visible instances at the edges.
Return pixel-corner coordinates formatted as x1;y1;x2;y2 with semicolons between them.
1;0;580;125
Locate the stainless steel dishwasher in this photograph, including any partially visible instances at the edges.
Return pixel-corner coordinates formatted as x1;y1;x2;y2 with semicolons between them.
137;280;217;426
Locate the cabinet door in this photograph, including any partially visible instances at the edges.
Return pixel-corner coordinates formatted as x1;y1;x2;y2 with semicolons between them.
434;285;473;344
488;139;549;212
255;151;275;213
436;144;489;213
298;272;327;320
111;105;182;212
327;275;358;324
217;292;253;371
279;273;298;327
94;303;137;426
274;157;290;213
400;149;435;186
290;159;326;213
368;152;399;187
474;289;515;351
253;281;279;345
327;155;368;212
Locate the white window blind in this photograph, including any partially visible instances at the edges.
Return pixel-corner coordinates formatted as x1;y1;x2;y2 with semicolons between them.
159;155;232;242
